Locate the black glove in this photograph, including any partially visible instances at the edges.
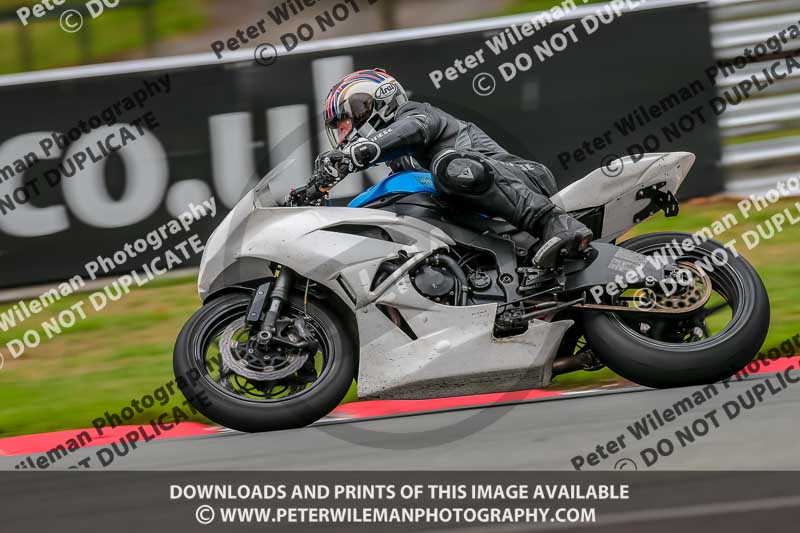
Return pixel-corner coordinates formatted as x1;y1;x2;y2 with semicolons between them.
316;150;355;189
346;139;381;168
298;140;382;205
317;139;382;187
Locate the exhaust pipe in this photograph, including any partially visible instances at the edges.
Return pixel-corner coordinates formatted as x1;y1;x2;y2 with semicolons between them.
552;350;602;376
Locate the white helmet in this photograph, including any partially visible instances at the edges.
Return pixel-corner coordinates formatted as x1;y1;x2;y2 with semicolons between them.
323;68;408;148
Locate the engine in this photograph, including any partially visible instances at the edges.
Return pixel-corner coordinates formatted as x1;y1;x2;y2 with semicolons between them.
410;250;506;306
411;262;455;302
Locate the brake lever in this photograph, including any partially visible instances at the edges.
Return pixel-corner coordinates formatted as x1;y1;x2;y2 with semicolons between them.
285;183;327;207
305;187;328;205
284;159;335;207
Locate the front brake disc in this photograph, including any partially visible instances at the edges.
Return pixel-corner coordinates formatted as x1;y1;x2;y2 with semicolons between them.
219;317;309;381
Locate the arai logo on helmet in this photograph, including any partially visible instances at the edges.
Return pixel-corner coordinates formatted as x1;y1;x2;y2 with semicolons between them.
375;82;398;100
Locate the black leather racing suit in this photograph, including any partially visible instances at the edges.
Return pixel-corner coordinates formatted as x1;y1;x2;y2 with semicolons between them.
363;101;558;233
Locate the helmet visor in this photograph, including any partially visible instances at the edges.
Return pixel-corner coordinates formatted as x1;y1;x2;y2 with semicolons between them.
326;91;377;148
326;117;354;149
347;93;375;129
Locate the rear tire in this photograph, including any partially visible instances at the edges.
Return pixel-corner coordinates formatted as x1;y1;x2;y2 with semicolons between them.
583;232;770;388
173;292;357;432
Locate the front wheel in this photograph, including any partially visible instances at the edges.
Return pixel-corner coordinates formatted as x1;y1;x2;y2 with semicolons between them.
173;292;357;432
582;232;770;389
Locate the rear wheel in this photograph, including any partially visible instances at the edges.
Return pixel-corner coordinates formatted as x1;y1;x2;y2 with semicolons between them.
582;232;770;388
173;292;356;432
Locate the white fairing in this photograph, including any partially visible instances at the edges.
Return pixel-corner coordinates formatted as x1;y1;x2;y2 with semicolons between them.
357;277;572;399
199;204;455;305
551;152;695;240
197;152;694;400
198;201;573;399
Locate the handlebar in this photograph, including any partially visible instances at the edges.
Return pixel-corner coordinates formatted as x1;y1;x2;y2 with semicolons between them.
284;153;351;206
285;179;328;207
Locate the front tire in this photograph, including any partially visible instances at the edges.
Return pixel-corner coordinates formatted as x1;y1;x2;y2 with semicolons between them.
173;292;357;432
583;232;770;388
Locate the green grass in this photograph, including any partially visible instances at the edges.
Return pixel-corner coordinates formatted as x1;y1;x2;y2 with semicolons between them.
0;199;797;438
0;277;204;437
497;0;610;17
727;128;800;146
0;0;208;74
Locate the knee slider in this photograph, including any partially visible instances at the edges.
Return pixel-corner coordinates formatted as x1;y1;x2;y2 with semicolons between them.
434;154;493;195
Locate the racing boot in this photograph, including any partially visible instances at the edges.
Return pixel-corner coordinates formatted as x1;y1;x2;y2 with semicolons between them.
532;208;593;269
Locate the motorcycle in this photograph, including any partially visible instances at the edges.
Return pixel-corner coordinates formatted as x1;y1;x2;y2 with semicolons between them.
174;152;770;432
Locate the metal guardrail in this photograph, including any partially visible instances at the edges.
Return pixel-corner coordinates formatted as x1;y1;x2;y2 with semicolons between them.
709;0;800;191
710;0;799;21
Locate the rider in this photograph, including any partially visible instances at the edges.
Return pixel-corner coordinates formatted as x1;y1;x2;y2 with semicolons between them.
314;68;593;269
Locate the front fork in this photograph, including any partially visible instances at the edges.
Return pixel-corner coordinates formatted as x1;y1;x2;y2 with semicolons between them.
244;268;317;352
245;267;294;343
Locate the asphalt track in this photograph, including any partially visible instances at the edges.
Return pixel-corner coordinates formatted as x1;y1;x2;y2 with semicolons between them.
5;374;798;471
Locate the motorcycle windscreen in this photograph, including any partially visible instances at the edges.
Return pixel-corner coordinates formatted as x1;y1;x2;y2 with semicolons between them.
253;158;299;208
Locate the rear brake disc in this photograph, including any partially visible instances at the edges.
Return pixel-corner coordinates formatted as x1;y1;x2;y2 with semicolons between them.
576;262;712;315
